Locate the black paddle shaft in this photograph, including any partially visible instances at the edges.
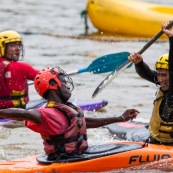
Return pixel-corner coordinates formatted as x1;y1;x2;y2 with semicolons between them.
139;20;173;54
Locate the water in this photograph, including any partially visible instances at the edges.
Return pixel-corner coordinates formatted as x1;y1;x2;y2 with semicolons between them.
0;0;173;172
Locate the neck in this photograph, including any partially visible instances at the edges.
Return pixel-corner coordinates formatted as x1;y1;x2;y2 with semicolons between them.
48;97;64;104
160;87;168;93
46;91;64;103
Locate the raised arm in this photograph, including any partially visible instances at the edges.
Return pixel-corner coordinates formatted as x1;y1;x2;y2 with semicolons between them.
135;60;157;84
162;22;173;93
169;37;173;93
128;52;156;84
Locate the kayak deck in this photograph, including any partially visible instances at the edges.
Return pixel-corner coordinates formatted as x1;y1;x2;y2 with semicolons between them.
105;120;149;142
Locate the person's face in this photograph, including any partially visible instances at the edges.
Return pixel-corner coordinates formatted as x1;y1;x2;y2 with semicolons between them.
58;75;72;101
5;41;22;61
156;69;169;91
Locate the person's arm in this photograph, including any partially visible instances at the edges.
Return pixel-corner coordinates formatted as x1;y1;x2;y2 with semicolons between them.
85;109;139;128
135;61;157;84
161;21;173;93
19;62;39;80
169;37;173;93
128;52;156;84
0;108;42;124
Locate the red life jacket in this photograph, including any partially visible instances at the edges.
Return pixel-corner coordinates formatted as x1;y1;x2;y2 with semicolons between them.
0;58;11;95
0;58;28;108
45;101;88;158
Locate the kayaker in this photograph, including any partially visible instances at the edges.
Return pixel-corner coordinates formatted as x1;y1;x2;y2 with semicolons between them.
128;21;173;145
0;30;39;109
0;66;139;160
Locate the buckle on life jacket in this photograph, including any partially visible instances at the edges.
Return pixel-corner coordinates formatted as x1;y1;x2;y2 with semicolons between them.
0;93;28;100
75;133;87;149
46;134;87;145
47;134;87;161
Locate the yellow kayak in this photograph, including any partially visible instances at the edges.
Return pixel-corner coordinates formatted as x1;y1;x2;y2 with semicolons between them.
87;0;173;38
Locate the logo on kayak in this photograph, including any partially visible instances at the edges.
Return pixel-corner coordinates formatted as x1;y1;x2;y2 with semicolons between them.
129;154;171;164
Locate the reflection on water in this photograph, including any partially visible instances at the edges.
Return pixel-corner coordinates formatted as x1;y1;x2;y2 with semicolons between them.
0;0;173;172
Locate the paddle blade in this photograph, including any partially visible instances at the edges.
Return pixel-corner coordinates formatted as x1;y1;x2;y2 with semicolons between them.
68;52;131;75
88;52;130;74
92;60;132;98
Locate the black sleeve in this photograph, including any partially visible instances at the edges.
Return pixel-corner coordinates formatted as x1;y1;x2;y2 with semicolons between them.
135;60;157;84
169;37;173;93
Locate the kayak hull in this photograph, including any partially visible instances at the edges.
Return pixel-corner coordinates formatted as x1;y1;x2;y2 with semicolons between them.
87;0;173;38
1;141;173;172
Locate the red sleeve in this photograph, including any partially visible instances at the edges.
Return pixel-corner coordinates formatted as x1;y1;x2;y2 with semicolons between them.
17;62;39;80
25;108;69;135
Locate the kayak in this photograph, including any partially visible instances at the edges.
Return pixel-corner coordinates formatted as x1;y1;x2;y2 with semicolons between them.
105;119;150;142
87;0;173;38
0;98;108;123
26;98;108;111
70;99;108;111
1;141;173;172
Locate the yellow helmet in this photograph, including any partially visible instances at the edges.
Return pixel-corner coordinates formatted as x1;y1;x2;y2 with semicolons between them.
0;30;23;57
155;54;168;70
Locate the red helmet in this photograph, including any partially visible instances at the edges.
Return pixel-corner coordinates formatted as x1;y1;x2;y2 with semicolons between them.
34;67;73;97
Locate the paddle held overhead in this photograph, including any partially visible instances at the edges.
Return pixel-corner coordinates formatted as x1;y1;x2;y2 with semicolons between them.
92;20;173;98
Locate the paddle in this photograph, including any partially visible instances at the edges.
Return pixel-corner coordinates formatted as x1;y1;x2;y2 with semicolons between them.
92;20;173;98
28;52;129;86
28;52;131;86
68;52;130;75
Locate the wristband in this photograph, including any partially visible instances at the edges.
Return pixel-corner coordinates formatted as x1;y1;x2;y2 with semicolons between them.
121;115;125;122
